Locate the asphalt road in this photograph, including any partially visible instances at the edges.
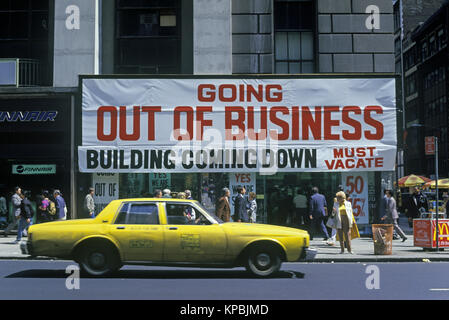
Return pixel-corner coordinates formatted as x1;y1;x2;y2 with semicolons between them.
1;260;448;301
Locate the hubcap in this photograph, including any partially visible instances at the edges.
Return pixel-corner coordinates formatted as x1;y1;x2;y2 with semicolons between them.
256;253;271;267
89;252;106;269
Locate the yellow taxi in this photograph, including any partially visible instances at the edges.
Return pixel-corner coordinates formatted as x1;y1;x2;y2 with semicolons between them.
23;198;315;277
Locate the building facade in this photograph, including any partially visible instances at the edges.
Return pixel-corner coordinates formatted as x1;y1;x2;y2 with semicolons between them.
394;0;447;178
401;1;449;178
0;0;396;231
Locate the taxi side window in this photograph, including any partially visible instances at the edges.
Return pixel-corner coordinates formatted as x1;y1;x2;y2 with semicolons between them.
115;203;159;225
166;203;189;225
166;203;211;225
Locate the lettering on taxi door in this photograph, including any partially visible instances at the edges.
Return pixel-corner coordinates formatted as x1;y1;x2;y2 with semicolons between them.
129;239;154;248
180;234;200;249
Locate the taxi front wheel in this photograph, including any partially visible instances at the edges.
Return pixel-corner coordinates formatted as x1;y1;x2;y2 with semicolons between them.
245;246;282;277
77;244;121;277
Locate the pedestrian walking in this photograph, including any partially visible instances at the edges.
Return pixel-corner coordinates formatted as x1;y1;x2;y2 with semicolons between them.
37;190;50;223
53;190;67;221
162;189;172;198
293;189;308;226
16;192;33;243
177;192;186;199
153;189;162;198
381;189;398;239
309;187;329;241
216;188;231;222
233;186;249;222
84;187;96;218
334;191;355;254
405;186;428;227
247;192;257;223
0;193;7;219
381;189;388;224
4;187;22;237
382;190;407;242
325;197;338;246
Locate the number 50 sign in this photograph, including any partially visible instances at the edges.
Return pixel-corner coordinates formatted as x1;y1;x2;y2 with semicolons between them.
342;172;369;225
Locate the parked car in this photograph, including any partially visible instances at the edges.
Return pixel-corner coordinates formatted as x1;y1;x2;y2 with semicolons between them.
22;198;315;277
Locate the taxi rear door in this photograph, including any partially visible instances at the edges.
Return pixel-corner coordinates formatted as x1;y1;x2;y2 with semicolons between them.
108;201;164;262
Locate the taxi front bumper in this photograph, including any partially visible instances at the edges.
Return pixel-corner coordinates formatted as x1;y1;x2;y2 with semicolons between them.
298;247;317;261
20;240;32;256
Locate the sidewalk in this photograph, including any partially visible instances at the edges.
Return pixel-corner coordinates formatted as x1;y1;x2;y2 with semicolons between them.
307;216;449;262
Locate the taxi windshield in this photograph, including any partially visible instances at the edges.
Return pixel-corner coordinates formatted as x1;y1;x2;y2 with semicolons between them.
194;201;224;224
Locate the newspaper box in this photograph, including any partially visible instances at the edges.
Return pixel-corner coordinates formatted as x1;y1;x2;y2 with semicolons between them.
372;224;393;255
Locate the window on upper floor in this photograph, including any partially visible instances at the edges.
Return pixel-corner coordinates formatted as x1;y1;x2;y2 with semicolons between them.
395;37;401;54
0;0;50;85
421;41;428;61
115;0;180;74
393;1;401;31
429;35;436;56
274;0;315;74
405;74;417;96
437;28;447;50
403;48;411;71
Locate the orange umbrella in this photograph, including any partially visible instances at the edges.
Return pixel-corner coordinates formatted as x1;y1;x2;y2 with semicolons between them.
398;174;431;187
424;178;449;189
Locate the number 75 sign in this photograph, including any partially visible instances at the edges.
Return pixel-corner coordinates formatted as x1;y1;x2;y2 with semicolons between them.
341;172;369;225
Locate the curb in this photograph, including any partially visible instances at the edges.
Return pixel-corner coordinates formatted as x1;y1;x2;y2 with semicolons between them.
0;256;61;261
309;257;449;263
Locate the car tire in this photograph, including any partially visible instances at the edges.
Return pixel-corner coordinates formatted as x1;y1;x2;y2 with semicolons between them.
245;245;282;277
78;244;121;277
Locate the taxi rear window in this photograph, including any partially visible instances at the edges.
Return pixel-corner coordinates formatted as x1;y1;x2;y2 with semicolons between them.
115;202;159;225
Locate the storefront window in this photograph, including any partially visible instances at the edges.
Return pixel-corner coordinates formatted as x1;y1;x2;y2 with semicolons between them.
263;172;340;225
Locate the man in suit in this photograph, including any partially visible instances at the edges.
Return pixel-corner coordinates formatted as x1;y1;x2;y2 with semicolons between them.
216;188;231;222
233;186;249;222
382;190;407;242
53;190;67;221
405;186;428;227
16;192;33;243
84;187;96;218
309;187;329;240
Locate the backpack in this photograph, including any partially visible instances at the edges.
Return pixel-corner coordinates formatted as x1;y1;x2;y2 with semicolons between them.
47;200;57;216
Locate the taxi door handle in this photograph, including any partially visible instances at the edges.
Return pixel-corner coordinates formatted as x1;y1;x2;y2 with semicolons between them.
168;227;178;230
116;226;126;230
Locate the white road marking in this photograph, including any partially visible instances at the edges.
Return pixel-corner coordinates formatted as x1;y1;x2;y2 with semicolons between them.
429;288;449;291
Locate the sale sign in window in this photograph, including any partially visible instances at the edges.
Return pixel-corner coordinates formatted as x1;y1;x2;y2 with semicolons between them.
342;172;369;224
92;173;119;214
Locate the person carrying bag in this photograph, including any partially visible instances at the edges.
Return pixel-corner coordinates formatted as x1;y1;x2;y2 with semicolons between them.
333;191;356;254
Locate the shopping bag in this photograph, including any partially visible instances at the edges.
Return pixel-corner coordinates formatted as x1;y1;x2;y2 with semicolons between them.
326;217;336;229
351;216;360;239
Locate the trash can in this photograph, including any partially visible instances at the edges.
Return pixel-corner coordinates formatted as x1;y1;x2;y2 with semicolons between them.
372;224;393;255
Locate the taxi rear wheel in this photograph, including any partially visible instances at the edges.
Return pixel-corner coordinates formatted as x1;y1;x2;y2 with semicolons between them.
245;245;282;277
77;244;121;277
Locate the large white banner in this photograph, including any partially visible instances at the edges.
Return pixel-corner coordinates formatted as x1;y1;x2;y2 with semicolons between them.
79;78;396;173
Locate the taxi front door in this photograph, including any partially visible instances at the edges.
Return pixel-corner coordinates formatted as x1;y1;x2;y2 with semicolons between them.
162;203;227;263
